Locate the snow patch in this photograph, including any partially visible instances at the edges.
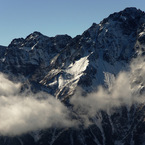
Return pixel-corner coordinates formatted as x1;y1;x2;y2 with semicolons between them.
19;47;31;52
58;55;89;89
66;55;89;76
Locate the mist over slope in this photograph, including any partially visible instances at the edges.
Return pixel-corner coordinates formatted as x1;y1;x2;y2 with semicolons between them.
0;7;145;145
0;56;145;136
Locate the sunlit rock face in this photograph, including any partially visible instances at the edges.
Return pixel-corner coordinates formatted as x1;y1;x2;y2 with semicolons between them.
0;7;145;145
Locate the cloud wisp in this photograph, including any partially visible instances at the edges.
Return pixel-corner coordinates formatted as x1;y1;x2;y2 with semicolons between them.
0;74;76;136
70;56;145;125
0;56;145;136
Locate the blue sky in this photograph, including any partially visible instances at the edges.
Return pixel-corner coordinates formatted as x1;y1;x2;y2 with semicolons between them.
0;0;145;46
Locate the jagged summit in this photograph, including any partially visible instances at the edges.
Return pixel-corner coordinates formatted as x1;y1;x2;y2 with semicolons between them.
1;7;145;85
25;31;44;40
30;31;43;36
1;7;145;91
101;7;145;24
120;7;143;15
0;8;145;145
7;7;145;51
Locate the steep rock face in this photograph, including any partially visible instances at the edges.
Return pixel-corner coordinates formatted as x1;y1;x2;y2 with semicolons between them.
38;7;145;99
1;32;72;76
0;7;145;145
0;45;6;70
0;45;6;57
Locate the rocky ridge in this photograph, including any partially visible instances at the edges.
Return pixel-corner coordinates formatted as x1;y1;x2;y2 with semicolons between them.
0;7;145;145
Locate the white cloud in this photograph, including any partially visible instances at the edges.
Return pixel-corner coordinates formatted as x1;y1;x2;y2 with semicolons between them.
0;74;21;96
70;56;145;126
0;56;145;136
0;74;76;136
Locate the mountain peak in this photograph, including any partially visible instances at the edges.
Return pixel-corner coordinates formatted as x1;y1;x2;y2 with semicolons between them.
31;31;43;36
25;31;45;40
123;7;142;13
119;7;144;18
101;7;144;24
1;8;145;145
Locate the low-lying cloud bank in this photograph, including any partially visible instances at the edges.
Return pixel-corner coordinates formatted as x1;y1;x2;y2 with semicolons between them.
0;56;145;136
70;57;145;125
0;74;76;136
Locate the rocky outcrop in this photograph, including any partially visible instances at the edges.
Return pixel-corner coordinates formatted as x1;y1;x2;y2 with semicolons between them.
0;7;145;145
